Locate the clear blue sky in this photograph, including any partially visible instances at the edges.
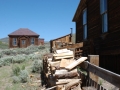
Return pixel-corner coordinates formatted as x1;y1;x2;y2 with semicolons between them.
0;0;80;41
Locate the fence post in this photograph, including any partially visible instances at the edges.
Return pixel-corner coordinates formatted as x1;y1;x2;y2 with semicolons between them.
88;55;99;86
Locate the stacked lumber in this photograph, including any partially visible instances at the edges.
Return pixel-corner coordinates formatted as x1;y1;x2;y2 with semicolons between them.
43;49;87;90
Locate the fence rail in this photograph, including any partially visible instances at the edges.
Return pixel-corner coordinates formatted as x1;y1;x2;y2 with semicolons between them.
81;61;120;88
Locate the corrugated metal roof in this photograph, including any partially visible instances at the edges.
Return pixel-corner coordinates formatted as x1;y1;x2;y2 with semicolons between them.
8;28;39;36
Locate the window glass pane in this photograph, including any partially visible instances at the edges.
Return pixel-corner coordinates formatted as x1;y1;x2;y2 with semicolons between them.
100;0;107;14
22;40;25;45
104;0;107;12
13;38;17;46
31;38;34;44
102;13;108;32
83;25;87;39
83;9;87;25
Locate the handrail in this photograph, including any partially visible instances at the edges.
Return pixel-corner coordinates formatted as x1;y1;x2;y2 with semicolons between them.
82;61;120;88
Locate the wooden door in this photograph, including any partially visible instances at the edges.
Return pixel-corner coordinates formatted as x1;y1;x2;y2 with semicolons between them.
21;39;27;48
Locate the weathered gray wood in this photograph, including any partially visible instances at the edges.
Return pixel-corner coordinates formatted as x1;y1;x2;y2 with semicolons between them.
65;57;87;70
55;69;78;79
89;55;99;83
56;79;81;85
83;61;120;88
46;86;57;90
65;79;81;90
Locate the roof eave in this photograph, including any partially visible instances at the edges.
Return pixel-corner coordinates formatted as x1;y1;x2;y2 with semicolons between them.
8;35;40;37
72;1;81;22
72;0;87;22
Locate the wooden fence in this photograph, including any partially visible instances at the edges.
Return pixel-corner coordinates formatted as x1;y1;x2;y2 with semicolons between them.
80;59;120;90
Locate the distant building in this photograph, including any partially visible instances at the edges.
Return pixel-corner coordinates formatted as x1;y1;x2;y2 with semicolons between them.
8;28;39;48
38;38;44;45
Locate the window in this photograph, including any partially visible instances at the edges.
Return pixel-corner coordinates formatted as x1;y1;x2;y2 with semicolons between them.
31;38;35;44
100;0;108;33
83;8;87;39
13;38;17;46
22;40;26;45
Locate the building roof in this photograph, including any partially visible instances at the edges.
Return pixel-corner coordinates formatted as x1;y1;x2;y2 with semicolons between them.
50;33;71;41
72;0;86;22
39;38;44;40
8;28;39;36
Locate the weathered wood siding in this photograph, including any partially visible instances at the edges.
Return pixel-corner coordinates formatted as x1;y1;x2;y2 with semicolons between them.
9;36;39;48
75;0;120;55
74;0;120;74
100;0;120;55
38;39;44;45
50;34;72;52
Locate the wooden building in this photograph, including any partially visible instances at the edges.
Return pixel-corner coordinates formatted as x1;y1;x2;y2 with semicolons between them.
8;28;39;48
38;38;44;45
50;33;72;52
73;0;120;74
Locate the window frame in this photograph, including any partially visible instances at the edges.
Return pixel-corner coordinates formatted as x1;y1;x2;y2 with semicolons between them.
83;8;87;40
13;38;17;46
100;0;108;33
22;40;26;45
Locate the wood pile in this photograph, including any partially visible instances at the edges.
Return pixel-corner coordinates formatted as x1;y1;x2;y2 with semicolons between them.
43;48;87;90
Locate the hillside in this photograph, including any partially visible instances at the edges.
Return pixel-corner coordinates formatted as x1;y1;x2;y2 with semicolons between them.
0;37;9;43
0;41;9;49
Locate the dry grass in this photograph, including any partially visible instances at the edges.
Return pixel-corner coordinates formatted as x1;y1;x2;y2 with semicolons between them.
0;61;43;90
0;44;50;90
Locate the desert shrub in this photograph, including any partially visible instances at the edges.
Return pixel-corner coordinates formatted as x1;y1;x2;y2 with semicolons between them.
0;62;2;67
12;76;20;83
19;70;28;83
21;65;25;70
31;54;42;60
32;60;43;73
15;48;24;54
0;53;3;58
11;49;17;55
2;49;11;55
12;65;28;83
0;56;13;66
25;45;39;54
12;65;21;76
12;55;26;63
27;54;34;60
38;45;45;50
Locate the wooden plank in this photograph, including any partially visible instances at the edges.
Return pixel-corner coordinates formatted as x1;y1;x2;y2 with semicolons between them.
54;55;74;60
58;42;83;49
56;79;81;85
60;58;74;68
50;61;60;67
83;61;120;88
65;79;81;90
65;57;87;70
82;87;97;90
55;69;78;79
56;48;69;54
89;55;99;83
53;51;73;57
